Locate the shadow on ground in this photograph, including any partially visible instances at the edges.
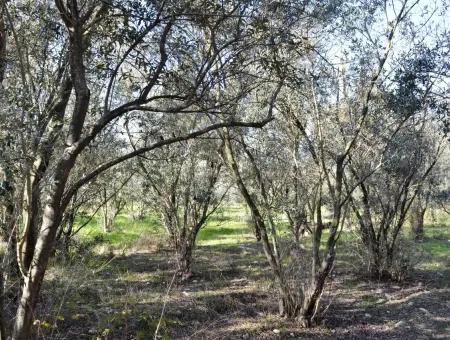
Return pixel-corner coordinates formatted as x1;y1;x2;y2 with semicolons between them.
20;237;450;339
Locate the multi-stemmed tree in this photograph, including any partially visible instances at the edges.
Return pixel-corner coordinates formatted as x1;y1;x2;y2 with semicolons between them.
0;0;448;338
137;134;224;279
0;1;277;338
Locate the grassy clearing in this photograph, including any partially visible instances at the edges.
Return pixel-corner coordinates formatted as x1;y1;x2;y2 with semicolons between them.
197;205;254;246
75;205;256;249
418;222;450;279
76;213;162;248
73;205;449;290
74;206;450;263
33;207;450;339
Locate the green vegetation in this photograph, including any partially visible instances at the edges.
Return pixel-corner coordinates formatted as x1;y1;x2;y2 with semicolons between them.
419;222;450;276
197;205;254;246
74;207;449;268
76;214;162;248
40;208;450;339
75;205;256;249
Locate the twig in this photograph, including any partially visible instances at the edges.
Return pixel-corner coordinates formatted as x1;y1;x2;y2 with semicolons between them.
154;270;177;339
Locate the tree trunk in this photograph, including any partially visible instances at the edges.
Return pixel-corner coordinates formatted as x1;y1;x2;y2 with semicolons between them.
222;132;301;317
21;173;41;275
177;240;194;280
299;237;336;327
368;250;382;278
176;223;204;281
299;277;325;327
277;280;300;317
410;206;426;241
12;201;62;339
0;254;6;340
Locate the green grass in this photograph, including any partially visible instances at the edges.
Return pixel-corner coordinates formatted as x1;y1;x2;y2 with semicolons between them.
419;222;450;273
197;205;254;246
74;206;450;268
76;213;162;248
75;205;255;249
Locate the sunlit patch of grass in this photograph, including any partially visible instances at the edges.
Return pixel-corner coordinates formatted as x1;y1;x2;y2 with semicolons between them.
418;222;450;276
422;241;449;259
197;204;255;246
198;220;254;246
75;205;257;249
76;213;162;248
422;224;450;255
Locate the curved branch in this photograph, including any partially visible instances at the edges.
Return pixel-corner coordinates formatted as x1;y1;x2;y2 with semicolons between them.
62;117;273;208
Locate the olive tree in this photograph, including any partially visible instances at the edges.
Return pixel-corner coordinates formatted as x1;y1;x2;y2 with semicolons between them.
221;0;438;326
0;1;274;338
137;133;224;279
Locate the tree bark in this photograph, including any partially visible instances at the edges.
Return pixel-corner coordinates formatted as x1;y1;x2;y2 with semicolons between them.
12;147;74;339
0;254;6;340
177;238;194;280
12;1;88;334
222;131;301;318
410;205;426;241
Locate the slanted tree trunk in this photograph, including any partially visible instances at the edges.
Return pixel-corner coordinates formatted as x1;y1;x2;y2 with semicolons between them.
8;1;273;336
12;175;68;339
21;167;43;276
222;130;302;318
299;224;339;326
12;0;89;333
297;156;344;327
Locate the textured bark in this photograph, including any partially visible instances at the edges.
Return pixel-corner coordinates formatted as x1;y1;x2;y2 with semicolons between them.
410;205;426;241
12;2;88;336
0;255;6;340
9;1;273;337
12;197;65;339
19;73;72;276
176;238;195;280
0;11;6;85
21;173;40;275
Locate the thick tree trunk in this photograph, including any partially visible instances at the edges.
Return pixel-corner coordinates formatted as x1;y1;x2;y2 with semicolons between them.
175;223;204;281
368;251;382;278
21;170;43;275
177;240;194;280
12;201;63;339
12;140;78;339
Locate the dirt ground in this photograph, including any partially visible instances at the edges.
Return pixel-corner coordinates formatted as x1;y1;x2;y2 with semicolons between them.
26;234;450;340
